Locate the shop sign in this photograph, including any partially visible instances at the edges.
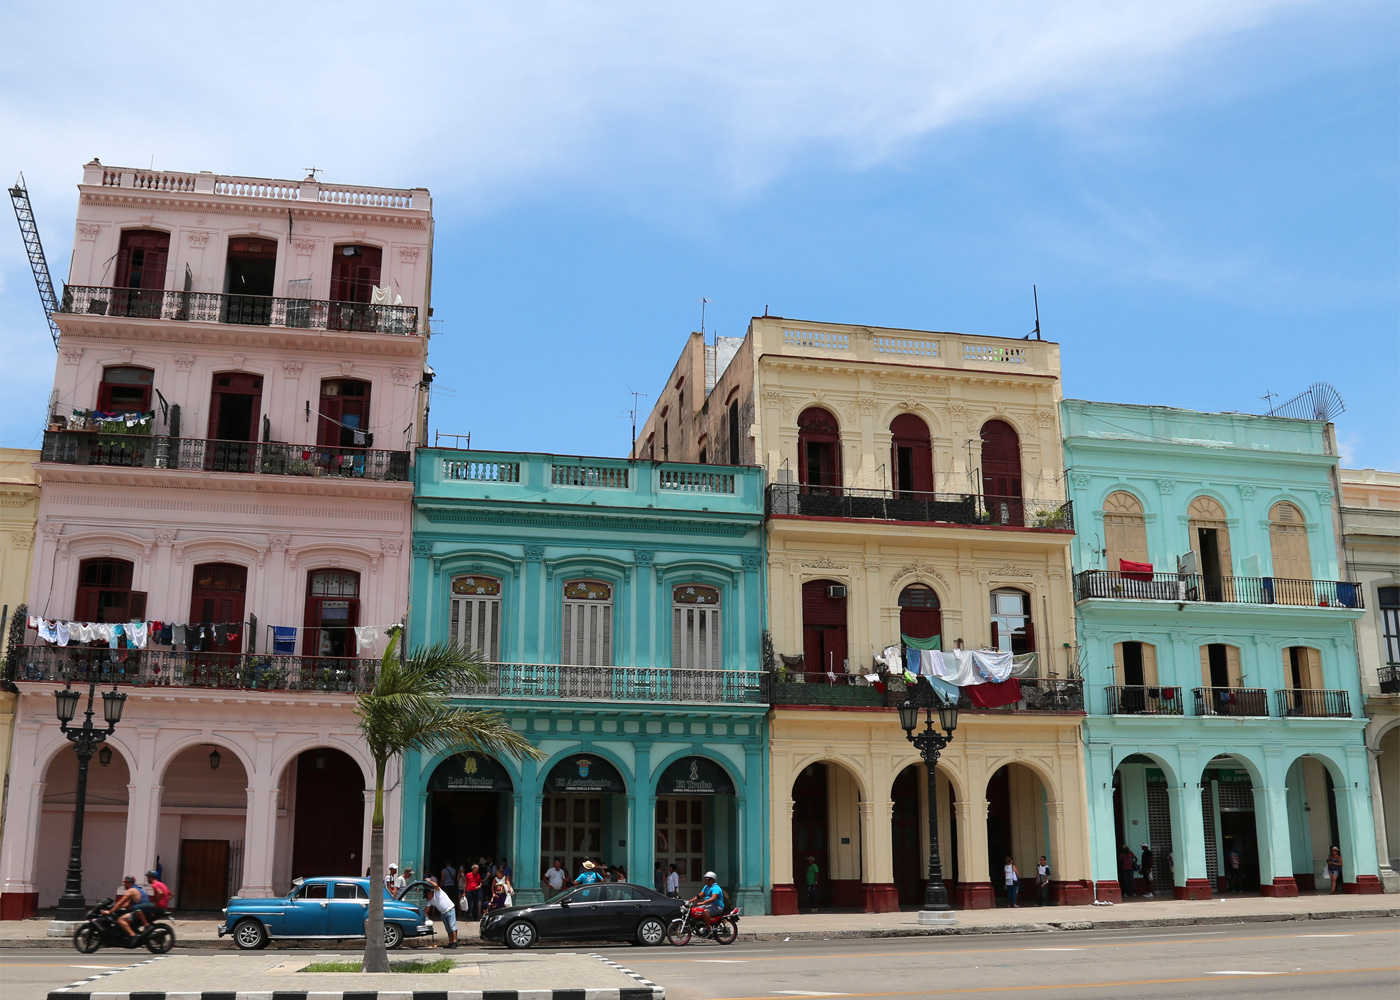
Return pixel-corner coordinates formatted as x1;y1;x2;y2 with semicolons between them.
1145;767;1166;784
1209;767;1252;785
545;755;626;795
428;753;513;792
658;756;733;796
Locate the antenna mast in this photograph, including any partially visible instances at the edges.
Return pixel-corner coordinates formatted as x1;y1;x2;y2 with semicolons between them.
699;297;713;337
1032;284;1042;340
628;389;648;456
8;173;62;350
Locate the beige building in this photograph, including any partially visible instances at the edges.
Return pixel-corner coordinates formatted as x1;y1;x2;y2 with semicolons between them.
1340;468;1400;891
637;317;1090;912
0;449;40;876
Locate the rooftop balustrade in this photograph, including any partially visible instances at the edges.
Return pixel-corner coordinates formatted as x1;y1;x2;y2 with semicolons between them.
1075;570;1362;609
766;483;1073;530
89;163;426;210
41;431;410;482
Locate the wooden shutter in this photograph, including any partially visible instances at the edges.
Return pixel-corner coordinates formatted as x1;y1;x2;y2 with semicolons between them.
1269;502;1311;584
1113;642;1126;686
1141;643;1158;685
673;603;720;670
452;595;500;660
1199;645;1212;687
1226;645;1242;687
563;593;612;666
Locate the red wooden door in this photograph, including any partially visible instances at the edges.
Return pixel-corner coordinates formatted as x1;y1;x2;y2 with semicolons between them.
802;579;848;675
206;373;264;472
898;584;942;643
112;230;169;316
317;379;371;450
95;367;154;413
74;558;145;625
980;420;1023;525
189;563;247;653
798;407;841;493
890;414;934;494
329;245;383;331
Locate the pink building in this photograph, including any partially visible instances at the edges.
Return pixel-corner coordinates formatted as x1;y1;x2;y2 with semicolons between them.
1;161;432;918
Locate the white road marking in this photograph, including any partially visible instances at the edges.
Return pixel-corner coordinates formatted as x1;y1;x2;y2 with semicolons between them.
770;993;853;997
1211;971;1281;976
70;965;124;970
693;959;748;963
1296;934;1353;938
1026;947;1085;951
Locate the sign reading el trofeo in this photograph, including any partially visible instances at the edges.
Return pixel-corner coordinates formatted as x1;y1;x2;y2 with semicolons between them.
657;756;733;796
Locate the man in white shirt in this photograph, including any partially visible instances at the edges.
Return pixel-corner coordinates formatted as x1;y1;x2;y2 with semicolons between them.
385;863;406;897
665;863;680;898
425;877;458;948
543;859;569;898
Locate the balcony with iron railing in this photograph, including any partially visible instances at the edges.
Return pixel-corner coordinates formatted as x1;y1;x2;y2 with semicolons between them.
770;673;1084;713
1276;688;1352;718
452;662;768;706
766;484;1073;530
9;646;378;692
1075;570;1362;609
40;431;410;482
1379;665;1400;695
1193;686;1270;718
1106;684;1186;716
58;284;419;336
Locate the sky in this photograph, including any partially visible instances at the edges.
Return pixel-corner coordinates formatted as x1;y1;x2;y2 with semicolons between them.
1;1;1396;468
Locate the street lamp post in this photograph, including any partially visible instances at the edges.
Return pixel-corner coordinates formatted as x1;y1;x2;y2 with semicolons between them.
897;683;958;923
53;679;127;921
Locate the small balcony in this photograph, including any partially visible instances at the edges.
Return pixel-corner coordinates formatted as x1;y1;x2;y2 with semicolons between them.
1193;686;1269;718
1379;665;1400;695
770;674;1083;713
41;431;409;482
1276;688;1352;718
957;677;1084;713
9;646;377;693
1107;684;1185;716
766;484;1073;530
455;663;769;707
1075;570;1363;609
58;284;418;336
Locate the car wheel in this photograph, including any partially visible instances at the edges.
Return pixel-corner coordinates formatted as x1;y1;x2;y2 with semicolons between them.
145;923;176;954
504;920;536;949
636;916;667;946
383;923;404;950
667;919;691;947
72;924;101;954
232;918;268;951
713;917;738;945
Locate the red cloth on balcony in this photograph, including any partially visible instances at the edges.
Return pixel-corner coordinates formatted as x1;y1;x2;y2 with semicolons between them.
968;678;1022;708
1119;559;1153;582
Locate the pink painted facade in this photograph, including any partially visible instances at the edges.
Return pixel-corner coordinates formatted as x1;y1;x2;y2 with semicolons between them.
1;161;432;917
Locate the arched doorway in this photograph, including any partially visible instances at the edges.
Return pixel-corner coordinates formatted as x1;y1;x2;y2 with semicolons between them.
1111;754;1176;898
980;420;1022;526
655;756;738;899
791;762;862;910
540;754;627;878
1187;497;1233;601
985;763;1050;905
278;748;366;886
898;584;942;646
797;407;841;493
891;763;957;906
426;754;513;890
223;236;277;324
1284;754;1339;893
802;579;848;676
35;744;131;908
890;414;933;494
1200;755;1261;895
156;745;248;911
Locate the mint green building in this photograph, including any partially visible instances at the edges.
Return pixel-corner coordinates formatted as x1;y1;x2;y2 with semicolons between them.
1062;401;1381;899
404;450;771;911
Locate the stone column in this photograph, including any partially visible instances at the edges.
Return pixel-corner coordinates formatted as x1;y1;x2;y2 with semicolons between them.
241;776;280;898
770;798;798;915
1169;782;1211;899
1254;752;1297;896
954;798;993;908
860;800;897;912
123;781;164;883
1085;744;1121;902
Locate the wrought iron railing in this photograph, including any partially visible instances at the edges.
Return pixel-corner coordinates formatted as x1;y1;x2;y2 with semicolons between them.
1075;571;1362;608
58;284;419;335
455;663;769;706
771;673;892;707
958;677;1084;713
9;646;377;692
42;431;410;482
1193;686;1269;718
1380;665;1400;695
1276;688;1351;718
766;484;1073;530
1107;684;1185;715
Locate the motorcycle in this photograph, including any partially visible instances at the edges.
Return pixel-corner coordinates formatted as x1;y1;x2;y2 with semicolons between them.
73;898;176;955
667;901;740;946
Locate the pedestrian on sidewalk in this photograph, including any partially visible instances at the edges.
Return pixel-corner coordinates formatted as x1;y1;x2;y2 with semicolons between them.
1117;845;1138;897
425;877;458;948
665;863;680;898
462;863;482;919
1326;846;1343;894
543;859;569;899
1140;844;1155;898
1225;846;1243;893
439;861;460;906
1036;856;1051;906
805;856;820;910
654;861;666;894
385;862;405;898
1004;856;1020;907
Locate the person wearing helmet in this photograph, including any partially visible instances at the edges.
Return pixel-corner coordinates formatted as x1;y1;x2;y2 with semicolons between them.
685;871;726;928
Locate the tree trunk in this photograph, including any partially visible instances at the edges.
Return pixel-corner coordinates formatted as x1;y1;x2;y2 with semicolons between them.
362;758;390;973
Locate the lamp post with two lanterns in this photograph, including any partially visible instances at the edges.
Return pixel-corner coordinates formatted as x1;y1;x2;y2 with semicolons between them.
52;679;127;921
897;681;959;922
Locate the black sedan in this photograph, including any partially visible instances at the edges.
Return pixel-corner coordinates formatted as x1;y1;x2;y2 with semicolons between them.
479;882;679;948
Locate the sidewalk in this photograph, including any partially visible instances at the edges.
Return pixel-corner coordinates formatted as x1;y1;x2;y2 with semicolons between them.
4;892;1395;948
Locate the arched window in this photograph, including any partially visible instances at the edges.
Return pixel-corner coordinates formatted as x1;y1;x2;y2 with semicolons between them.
304;569;360;657
1187;496;1233;601
797;407;841;493
898;584;941;643
75;557;144;623
451;575;502;660
673;585;721;670
1103;491;1149;569
728;399;741;465
562;580;613;666
1269;502;1311;597
890;414;933;494
802;579;847;674
980;420;1022;525
989;588;1033;654
189;562;248;652
96;366;154;413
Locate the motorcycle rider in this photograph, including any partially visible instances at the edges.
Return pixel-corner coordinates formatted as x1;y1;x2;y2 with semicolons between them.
685;871;726;930
131;869;172;931
107;875;148;944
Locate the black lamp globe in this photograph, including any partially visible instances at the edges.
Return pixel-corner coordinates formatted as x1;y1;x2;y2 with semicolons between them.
54;686;80;724
937;701;959;734
897;699;919;734
101;687;127;726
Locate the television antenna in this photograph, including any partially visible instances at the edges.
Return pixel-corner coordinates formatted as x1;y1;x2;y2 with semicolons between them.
1262;382;1345;422
699;297;713;336
627;389;649;455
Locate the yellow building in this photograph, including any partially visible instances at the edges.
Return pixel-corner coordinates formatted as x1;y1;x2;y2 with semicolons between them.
637;318;1091;912
0;449;40;869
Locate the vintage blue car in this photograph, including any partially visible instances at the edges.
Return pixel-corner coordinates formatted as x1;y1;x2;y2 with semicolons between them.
219;877;434;949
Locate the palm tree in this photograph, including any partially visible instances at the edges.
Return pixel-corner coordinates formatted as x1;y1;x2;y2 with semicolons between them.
355;628;542;972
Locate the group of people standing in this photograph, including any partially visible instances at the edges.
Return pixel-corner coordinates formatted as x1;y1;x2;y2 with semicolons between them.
541;857;635;897
1001;855;1053;907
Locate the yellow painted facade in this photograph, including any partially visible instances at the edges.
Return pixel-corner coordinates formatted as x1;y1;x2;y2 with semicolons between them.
638;318;1092;911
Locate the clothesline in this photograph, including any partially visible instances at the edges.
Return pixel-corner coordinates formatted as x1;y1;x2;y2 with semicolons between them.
29;617;397;656
871;644;1031;709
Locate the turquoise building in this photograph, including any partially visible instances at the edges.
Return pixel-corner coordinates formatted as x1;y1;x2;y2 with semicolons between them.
404;450;771;911
1062;401;1381;899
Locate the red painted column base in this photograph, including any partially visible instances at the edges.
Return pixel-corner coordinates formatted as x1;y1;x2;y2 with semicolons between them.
955;881;995;909
1294;873;1316;892
770;883;798;915
1051;880;1093;905
1094;879;1122;903
862;883;899;913
1260;876;1298;897
1344;875;1384;894
1174;879;1213;900
0;892;37;921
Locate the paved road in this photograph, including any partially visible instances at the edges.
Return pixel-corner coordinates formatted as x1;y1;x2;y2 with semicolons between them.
3;916;1395;1000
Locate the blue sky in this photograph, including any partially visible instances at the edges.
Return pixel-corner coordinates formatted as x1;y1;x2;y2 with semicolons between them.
2;1;1396;466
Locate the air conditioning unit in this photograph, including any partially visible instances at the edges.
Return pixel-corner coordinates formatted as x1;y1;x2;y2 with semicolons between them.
827;585;848;599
